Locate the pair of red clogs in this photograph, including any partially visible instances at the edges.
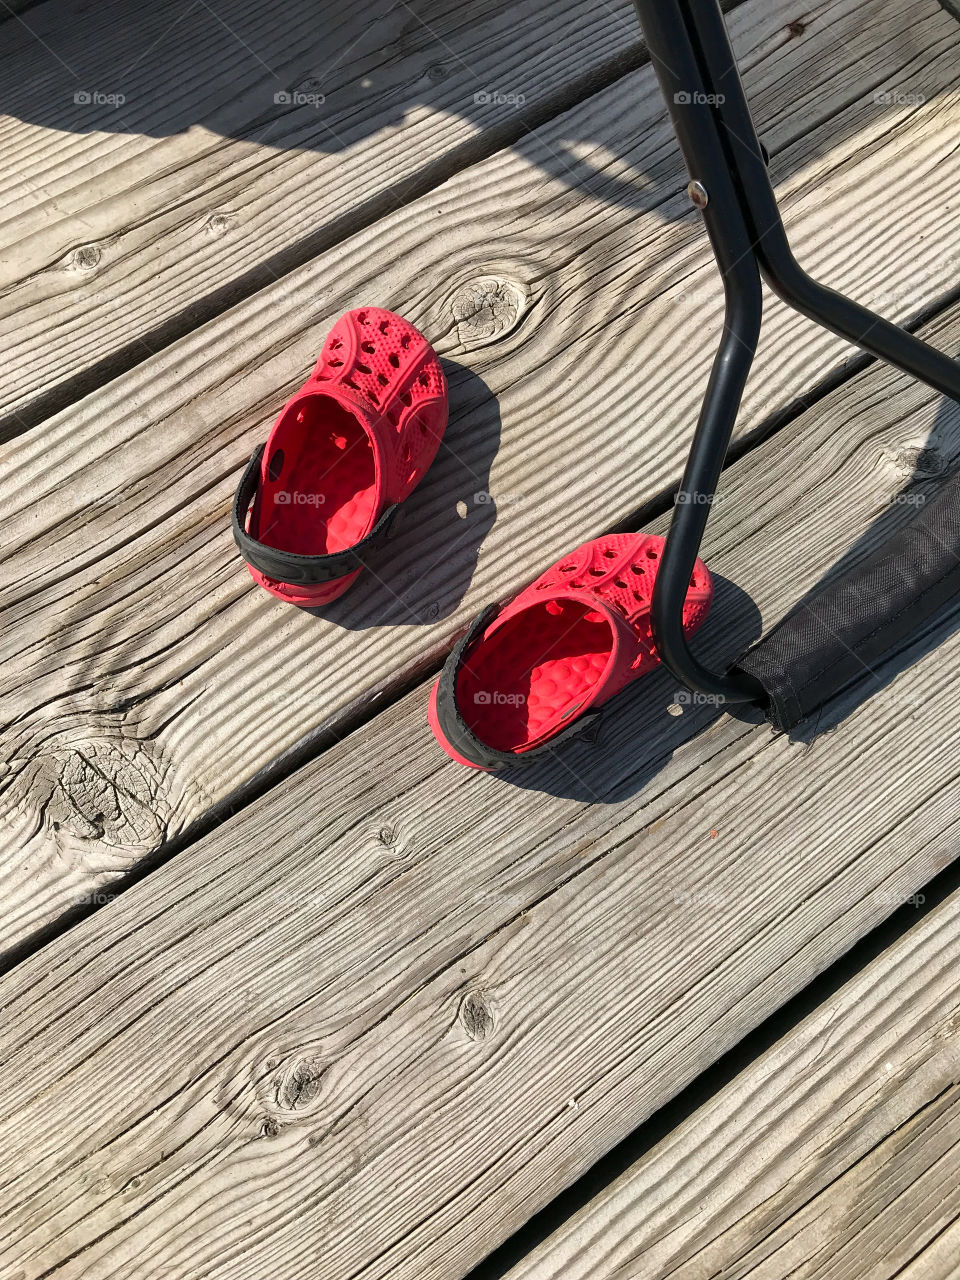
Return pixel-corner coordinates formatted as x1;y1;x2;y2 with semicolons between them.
233;308;711;771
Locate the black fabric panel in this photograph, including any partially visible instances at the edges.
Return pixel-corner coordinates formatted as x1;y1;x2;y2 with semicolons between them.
732;468;960;731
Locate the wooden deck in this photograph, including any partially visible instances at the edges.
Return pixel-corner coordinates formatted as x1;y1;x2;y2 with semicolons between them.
1;0;959;1275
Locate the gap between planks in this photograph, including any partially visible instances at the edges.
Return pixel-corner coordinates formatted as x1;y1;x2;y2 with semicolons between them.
496;868;960;1280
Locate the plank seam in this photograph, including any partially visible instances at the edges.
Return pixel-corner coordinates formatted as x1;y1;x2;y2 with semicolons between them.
463;848;960;1280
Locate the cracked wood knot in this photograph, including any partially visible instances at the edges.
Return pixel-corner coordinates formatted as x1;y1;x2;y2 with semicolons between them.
275;1057;327;1112
459;990;495;1041
35;735;169;849
74;244;101;270
451;278;524;348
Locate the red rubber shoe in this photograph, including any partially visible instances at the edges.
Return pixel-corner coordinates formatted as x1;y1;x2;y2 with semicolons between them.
428;532;713;770
233;307;448;605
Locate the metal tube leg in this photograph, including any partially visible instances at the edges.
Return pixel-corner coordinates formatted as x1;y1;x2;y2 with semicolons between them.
683;0;960;403
632;0;768;702
631;0;960;708
652;282;767;703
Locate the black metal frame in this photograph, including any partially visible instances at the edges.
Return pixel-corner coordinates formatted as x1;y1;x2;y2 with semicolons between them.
633;0;960;705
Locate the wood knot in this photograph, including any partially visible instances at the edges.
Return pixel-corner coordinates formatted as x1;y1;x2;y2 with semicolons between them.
36;735;169;850
786;17;807;37
451;278;524;349
911;446;946;477
459;990;495;1041
205;212;235;238
375;821;411;860
275;1057;327;1112
73;244;102;270
888;442;946;480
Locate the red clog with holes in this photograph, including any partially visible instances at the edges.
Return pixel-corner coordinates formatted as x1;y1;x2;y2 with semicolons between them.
428;532;713;769
233;307;448;605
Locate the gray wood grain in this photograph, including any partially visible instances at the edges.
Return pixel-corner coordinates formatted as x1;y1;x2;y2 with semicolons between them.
1;288;959;1279
2;0;957;958
0;0;641;428
504;894;960;1280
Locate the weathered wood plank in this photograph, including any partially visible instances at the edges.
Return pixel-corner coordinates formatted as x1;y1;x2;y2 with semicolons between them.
503;895;960;1280
1;288;959;1280
8;0;948;435
1;0;958;956
0;0;643;428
